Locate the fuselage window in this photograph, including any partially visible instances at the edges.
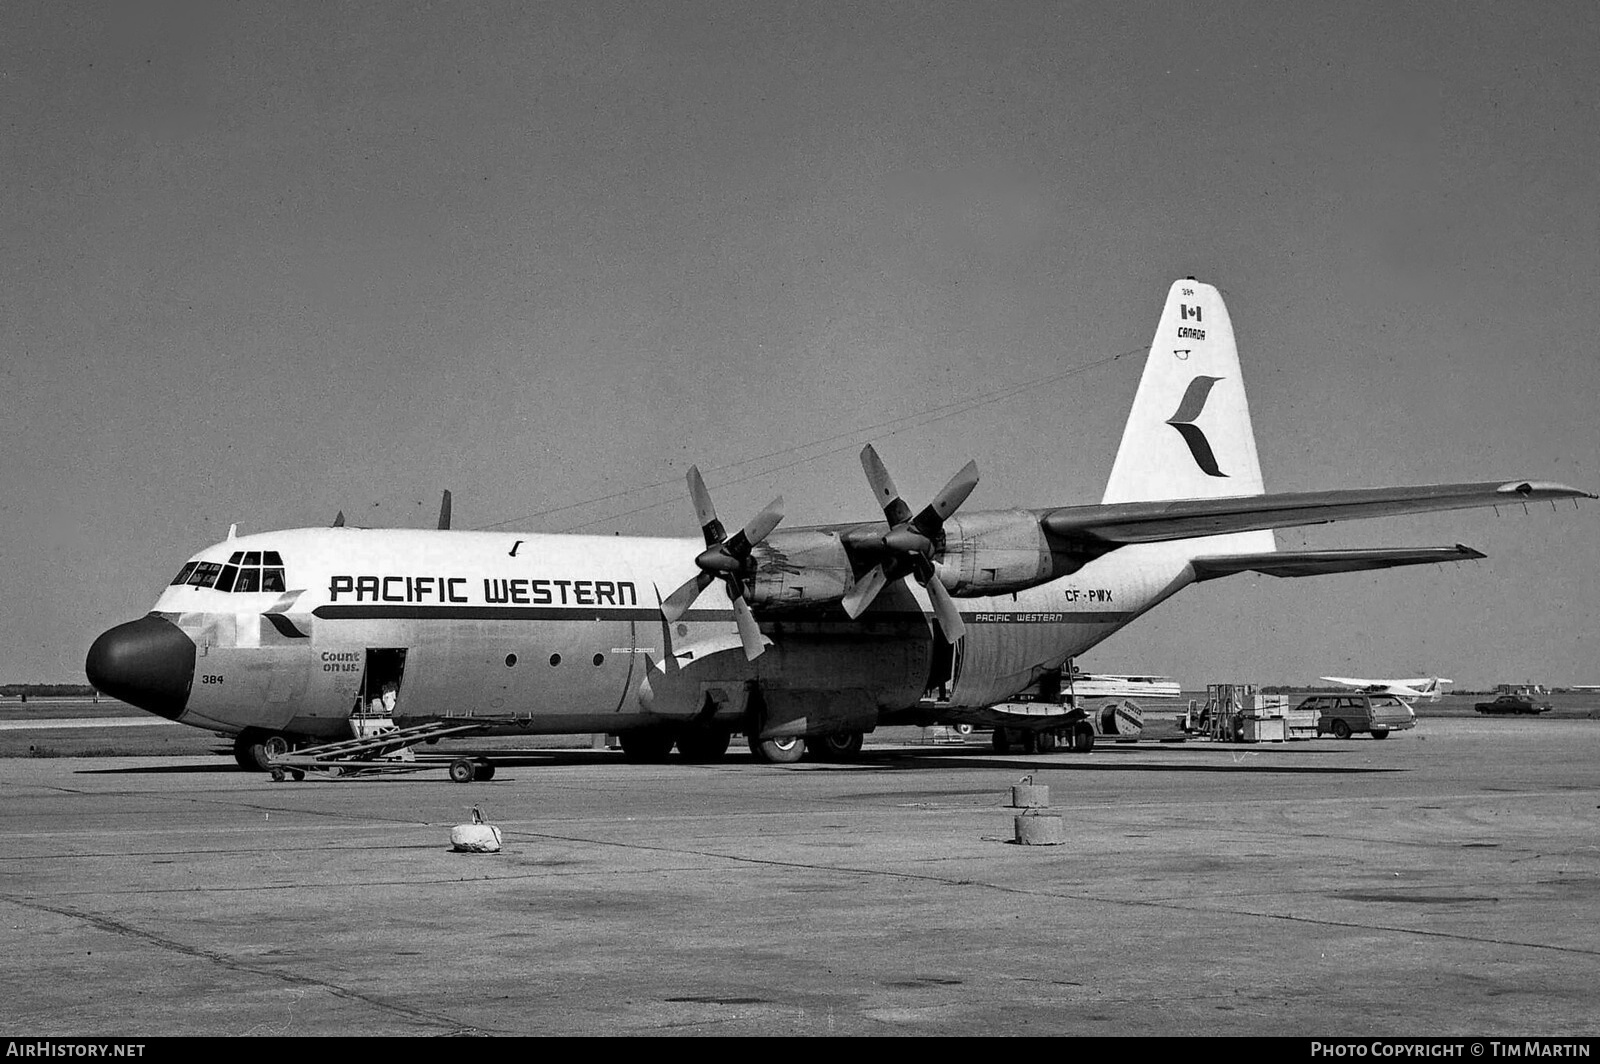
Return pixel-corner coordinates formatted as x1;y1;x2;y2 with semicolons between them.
228;551;244;564
234;568;261;593
171;562;199;586
216;565;239;593
262;568;285;592
244;551;261;565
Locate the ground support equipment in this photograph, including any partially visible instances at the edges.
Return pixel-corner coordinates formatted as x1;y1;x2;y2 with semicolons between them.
265;721;494;782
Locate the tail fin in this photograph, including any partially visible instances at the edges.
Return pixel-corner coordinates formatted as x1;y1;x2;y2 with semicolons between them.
1104;279;1266;503
1102;278;1274;552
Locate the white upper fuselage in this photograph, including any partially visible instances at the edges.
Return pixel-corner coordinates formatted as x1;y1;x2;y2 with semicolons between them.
150;522;1201;738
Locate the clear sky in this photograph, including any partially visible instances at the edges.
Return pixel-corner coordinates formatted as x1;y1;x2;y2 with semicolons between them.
4;2;1596;688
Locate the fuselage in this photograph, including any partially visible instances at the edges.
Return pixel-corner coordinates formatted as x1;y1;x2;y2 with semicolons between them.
86;520;1203;742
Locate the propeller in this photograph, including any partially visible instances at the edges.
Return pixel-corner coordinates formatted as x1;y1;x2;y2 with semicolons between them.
841;444;978;642
659;467;784;661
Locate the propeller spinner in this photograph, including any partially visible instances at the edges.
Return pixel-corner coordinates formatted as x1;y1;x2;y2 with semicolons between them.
842;445;978;642
659;467;784;661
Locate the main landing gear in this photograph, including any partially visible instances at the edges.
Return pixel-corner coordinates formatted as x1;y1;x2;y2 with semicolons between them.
676;726;733;762
748;734;805;764
617;727;677;763
749;730;866;764
612;727;865;764
806;731;865;761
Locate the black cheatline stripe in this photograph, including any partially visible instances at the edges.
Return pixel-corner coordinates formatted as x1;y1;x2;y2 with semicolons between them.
309;604;1130;625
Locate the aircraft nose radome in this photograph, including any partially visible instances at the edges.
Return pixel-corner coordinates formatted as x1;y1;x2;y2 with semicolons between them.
85;615;195;721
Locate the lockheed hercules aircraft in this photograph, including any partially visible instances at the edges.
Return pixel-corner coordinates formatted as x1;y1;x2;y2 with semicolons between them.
86;279;1593;771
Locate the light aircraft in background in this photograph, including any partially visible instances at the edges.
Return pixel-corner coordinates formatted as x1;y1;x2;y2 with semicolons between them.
1320;676;1453;703
85;278;1595;773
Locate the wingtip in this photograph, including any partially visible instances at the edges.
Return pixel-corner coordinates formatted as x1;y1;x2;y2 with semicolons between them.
1495;480;1596;500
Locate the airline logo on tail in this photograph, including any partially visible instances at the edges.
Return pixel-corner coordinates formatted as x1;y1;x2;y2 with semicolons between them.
1166;376;1228;478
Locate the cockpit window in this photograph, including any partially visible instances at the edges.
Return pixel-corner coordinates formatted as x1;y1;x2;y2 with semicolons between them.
187;562;223;587
171;551;287;592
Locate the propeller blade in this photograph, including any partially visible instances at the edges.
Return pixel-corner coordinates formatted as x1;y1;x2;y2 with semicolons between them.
332;511;346;528
437;490;452;530
672;468;782;654
841;565;889;619
860;445;913;526
925;576;966;643
660;571;715;622
850;449;980;625
686;467;725;546
919;460;979;530
731;596;765;661
742;497;785;547
721;496;786;561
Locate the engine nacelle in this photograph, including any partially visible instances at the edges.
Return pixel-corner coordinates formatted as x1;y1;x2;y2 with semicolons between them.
747;529;856;610
937;509;1060;595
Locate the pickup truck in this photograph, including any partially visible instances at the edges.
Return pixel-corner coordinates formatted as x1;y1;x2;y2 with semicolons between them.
1474;694;1553;715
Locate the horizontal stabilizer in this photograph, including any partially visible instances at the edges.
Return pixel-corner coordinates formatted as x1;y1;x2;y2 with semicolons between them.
1045;480;1594;545
1190;545;1485;582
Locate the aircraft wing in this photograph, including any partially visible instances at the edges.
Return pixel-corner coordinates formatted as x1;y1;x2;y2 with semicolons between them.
1319;675;1451;700
1189;545;1485;581
1323;676;1409;689
1041;480;1593;545
1322;676;1383;691
1321;676;1441;689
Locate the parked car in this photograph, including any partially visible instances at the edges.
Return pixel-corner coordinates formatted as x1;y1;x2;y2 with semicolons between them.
1474;694;1553;715
1295;693;1416;739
